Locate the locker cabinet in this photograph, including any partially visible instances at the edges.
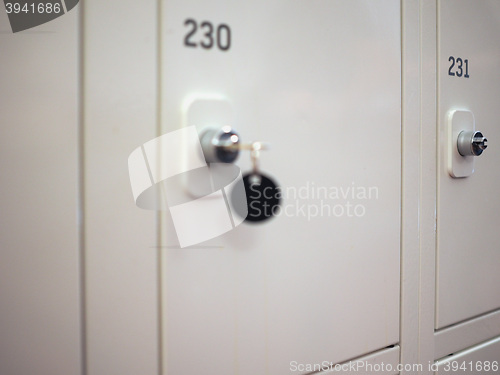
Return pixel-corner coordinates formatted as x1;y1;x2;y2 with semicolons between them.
2;1;500;375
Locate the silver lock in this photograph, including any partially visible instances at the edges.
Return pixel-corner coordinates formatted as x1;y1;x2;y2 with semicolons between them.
200;126;240;163
457;130;488;156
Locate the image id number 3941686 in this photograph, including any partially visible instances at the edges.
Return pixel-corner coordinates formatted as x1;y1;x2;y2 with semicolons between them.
442;360;498;372
5;2;62;14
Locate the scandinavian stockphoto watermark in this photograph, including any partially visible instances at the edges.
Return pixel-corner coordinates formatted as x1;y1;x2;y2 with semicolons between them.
290;360;499;373
128;127;379;247
3;0;79;33
291;360;423;373
247;181;379;221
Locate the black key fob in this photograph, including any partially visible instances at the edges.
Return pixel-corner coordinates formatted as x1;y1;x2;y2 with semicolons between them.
241;173;281;223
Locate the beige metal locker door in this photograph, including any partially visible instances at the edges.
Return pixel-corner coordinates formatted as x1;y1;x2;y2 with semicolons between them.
436;0;500;329
435;337;500;374
156;0;401;373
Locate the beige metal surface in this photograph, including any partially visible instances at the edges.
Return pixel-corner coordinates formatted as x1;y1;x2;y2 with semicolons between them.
82;1;160;374
0;8;82;375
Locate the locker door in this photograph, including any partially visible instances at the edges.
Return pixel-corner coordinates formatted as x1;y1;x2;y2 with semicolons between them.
159;1;401;373
435;337;500;374
436;0;500;329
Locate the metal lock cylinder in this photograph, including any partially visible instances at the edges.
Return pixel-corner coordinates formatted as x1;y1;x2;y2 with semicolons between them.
457;130;488;156
200;126;240;163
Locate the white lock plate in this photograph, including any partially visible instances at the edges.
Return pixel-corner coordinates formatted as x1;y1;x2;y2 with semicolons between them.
447;109;475;178
185;98;234;134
